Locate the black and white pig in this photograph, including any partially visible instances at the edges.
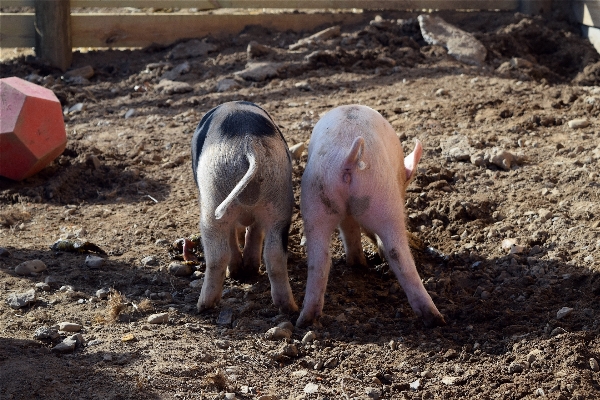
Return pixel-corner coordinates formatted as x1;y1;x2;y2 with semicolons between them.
297;105;446;328
191;101;298;313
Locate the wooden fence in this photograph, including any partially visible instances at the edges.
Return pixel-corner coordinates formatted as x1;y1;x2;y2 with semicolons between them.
0;0;598;71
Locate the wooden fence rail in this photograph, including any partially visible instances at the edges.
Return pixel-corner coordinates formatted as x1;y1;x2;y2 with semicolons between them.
1;0;597;71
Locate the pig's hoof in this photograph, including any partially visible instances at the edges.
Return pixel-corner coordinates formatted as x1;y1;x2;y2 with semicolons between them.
197;300;217;313
278;301;299;314
296;312;320;328
422;312;447;328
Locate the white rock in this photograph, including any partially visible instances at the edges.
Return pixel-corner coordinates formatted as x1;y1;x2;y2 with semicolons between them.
35;282;51;291
556;307;573;320
85;255;104;268
409;378;421;390
304;382;319;394
217;78;241;92
58;322;82;332
96;288;110;299
442;376;461;385
568;118;590;129
33;326;60;341
590;358;599;372
289;142;306;160
264;326;292;340
147;312;169;324
302;330;317;344
7;289;36;309
15;259;47;275
124;108;136;119
538;208;553;222
68;103;85;113
52;337;77;353
418;14;487;66
141;256;159;266
235;62;283;82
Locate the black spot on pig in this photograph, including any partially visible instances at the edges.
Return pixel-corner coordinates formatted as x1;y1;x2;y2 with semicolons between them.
191;105;219;184
347;195;370;217
345;107;360;120
221;110;278;139
389;248;400;261
319;192;339;215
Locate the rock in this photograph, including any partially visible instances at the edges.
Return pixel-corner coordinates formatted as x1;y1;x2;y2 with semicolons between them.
444;349;458;359
124;109;135;119
556;307;573;320
235;62;283;82
568;118;590;129
421;370;433;379
278;343;298;358
409;378;421;390
217;78;241;92
527;349;542;364
366;387;382;399
147;312;169;324
289;142;306;160
418;14;487;66
190;279;204;288
33;326;60;341
160;61;191;81
435;88;449;96
324;357;338;369
441;135;472;162
169;39;217;59
217;308;233;325
155;79;193;95
7;289;36;309
141;256;159;266
68;103;85;113
304;383;319;394
224;393;236;400
168;262;192;276
35;282;51;291
0;247;10;257
370;15;396;30
69;333;85;347
277;321;294;332
247;41;273;58
265;326;292;340
484;148;520;170
302;331;316;344
289;26;341;50
15;259;47;275
294;81;312;91
64;65;94;79
96;288;110;299
52;337;77;353
58;322;82;332
85;255;104;268
510;57;534;69
590;358;599;372
508;362;524;373
441;376;460;386
538;208;553;222
292;369;308;378
534;388;545;397
215;340;230;349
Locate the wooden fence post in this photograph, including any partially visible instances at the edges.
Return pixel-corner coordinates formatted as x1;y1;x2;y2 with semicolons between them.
34;0;72;71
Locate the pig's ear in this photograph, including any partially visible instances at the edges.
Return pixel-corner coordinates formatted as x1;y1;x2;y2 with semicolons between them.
404;139;422;183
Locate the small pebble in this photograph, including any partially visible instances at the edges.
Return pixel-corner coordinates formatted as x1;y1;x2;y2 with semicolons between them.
124;109;136;119
538;208;553;222
289;142;306;160
304;383;319;394
421;371;433;379
33;326;60;341
58;322;82;332
189;279;204;288
85;255;104;268
141;256;159;266
567;118;590;129
52;337;77;353
15;259;47;275
168;262;192;276
508;362;524;373
265;326;292;340
7;289;36;309
409;379;421;390
217;308;233;325
365;387;382;399
550;327;566;336
441;376;460;385
147;312;169;324
556;307;573;320
96;288;110;299
0;247;11;257
277;321;294;332
35;282;51;291
590;358;599;372
302;331;316;344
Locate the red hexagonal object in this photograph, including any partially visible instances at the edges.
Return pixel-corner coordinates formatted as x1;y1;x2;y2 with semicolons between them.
0;77;67;181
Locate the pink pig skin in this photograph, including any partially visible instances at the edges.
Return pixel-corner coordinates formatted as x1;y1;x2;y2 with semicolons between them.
297;105;446;328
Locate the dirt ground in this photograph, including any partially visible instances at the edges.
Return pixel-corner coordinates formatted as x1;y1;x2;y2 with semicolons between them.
1;9;599;400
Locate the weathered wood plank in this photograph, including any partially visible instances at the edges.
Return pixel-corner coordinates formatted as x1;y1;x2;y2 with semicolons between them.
572;0;600;28
34;0;72;71
0;13;34;47
2;0;519;10
70;12;364;47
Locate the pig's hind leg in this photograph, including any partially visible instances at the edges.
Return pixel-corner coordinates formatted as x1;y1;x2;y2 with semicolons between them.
262;219;298;313
225;227;244;278
197;223;231;312
339;216;367;268
240;224;264;279
359;209;446;328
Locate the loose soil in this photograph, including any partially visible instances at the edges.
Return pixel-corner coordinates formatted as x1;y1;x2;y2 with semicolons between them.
1;9;599;400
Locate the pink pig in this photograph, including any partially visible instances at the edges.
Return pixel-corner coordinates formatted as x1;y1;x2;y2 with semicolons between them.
297;105;446;328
